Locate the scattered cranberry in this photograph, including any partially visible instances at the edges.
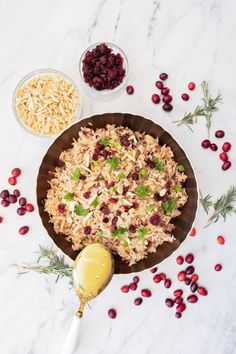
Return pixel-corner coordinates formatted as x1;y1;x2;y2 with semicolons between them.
19;197;27;206
181;93;189;101
83;191;91;199
129;282;138;291
174;289;183;297
132;172;139;180
161;87;170;96
160;273;166;280
176;303;186;312
11;168;21;177
129;225;136;233
222;161;231;170
151;94;160;104
186;265;194;275
121;285;129;293
201;139;211;149
13;189;20;197
187;294;198;303
190;227;196;237
133;276;140;283
134;297;143;306
184;278;191;285
17;207;26;216
176;256;184;265
159;73;168;80
214;264;222;272
217;235;225;245
150;267;158;273
177;271;186;282
164;279;172;289
108;308;117;319
175;312;182;318
1;200;9;207
153;274;162;283
162;95;172;104
58;204;65;214
126;85;134;95
25;203;34;212
149;213;160;226
9;195;17;204
8;177;17;186
155;81;164;90
210;143;218;151
188;82;195;91
175;296;183;305
215;130;225;138
141;289;152;297
190;282;198;293
185;253;194;264
165;298;174;308
0;216;2;223
100;204;110;215
222;142;231;152
198;287;208;296
120;135;130;147
19;226;29;235
162;103;173;112
84;226;91;235
0;190;9;199
191;274;199;282
219;152;228;161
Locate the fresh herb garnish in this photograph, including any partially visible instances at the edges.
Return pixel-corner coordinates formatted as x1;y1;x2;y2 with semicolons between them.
110;186;117;193
64;192;73;201
177;164;185;172
101;138;110;146
140;168;148;177
156;162;164;171
199;190;213;214
101;139;122;150
123;240;129;247
96;230;103;237
174;81;222;136
90;197;99;207
118;172;126;180
93;161;101;167
74;205;89;216
136;185;149;199
173;184;182;192
71;168;81;180
107;157;119;170
137;227;148;240
146;205;154;212
162;198;176;215
112;227;127;237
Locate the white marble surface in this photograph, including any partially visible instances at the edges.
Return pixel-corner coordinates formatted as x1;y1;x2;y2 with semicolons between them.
0;0;236;353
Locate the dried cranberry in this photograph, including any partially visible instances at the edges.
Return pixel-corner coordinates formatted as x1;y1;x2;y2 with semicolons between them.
54;159;65;167
111;216;118;225
80;174;86;180
84;226;91;235
100;204;110;215
58;204;65;214
25;203;34;212
109;197;118;204
122;186;129;195
116;210;122;216
129;225;136;233
120;135;130;147
146;159;155;169
132;172;139;180
132;202;139;209
102;217;109;223
83;191;91;199
149;213;160;226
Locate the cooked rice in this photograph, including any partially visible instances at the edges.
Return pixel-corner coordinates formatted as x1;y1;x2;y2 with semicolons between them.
45;124;188;266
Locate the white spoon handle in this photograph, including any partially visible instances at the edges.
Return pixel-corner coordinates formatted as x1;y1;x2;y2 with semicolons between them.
61;316;81;354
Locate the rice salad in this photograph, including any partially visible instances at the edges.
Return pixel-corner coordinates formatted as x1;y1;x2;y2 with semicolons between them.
45;124;188;266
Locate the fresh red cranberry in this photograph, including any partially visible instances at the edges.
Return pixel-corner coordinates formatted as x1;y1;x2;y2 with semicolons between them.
100;204;110;215
161;87;170;95
162;103;173;112
133;276;140;283
1;200;9;207
129;282;138;291
151;94;160;104
201;139;211;149
164;279;172;288
13;189;20;197
181;93;189;101
155;81;164;89
108;308;117;319
176;303;186;312
19;226;29;235
210;143;218;151
141;289;152;297
214;264;222;271
126;85;134;95
134;297;143;306
150;267;158;273
165;298;174;308
187;294;198;303
58;204;65;214
19;197;27;206
121;285;129;293
17;207;26;216
198;287;208;296
11;168;21;177
188;82;195;91
129;225;136;233
132;172;139;180
177;271;186;282
176;256;184;265
149;213;160;226
84;226;91;235
191;274;199;282
184;278;191;285
102;217;109;223
222;161;231;170
120;135;130;147
8;177;17;185
222;142;231;152
0;190;9;199
153;274;162;283
185;253;194;264
163;95;172;104
190;282;198;293
174;289;183;297
219;152;228;161
160;273;166;280
175;296;183;305
217;235;225;245
25;203;34;212
54;159;65;167
0;216;3;223
190;227;196;236
9;195;17;204
159;73;168;80
175;312;182;318
83;191;91;199
215;130;225;138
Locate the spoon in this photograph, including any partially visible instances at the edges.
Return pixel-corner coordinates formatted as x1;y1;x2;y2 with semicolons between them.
61;243;114;354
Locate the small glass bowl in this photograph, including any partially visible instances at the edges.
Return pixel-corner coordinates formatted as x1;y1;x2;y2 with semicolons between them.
12;68;81;137
79;42;129;101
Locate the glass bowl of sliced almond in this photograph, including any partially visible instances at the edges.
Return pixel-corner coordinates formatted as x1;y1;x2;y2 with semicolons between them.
12;69;81;137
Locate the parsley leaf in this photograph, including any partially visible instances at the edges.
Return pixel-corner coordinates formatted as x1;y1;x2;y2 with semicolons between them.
64;192;73;201
135;185;149;199
162;198;176;215
156;162;164;171
109;186;117;193
118;172;126;180
137;227;148;240
96;230;103;237
71;168;81;180
101;139;122;150
74;205;89;216
101;138;110;146
173;184;182;192
146;205;154;212
90;197;99;207
177;164;185;172
107;157;119;170
111;227;127;237
123;240;129;247
140;168;148;177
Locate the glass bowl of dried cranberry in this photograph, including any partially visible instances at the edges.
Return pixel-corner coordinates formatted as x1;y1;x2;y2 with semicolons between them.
79;42;129;100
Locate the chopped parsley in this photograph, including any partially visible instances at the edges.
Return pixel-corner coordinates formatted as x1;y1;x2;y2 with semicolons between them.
140;168;148;177
109;186;117;193
177;164;185;172
112;227;127;237
107;157;119;170
156;162;164;171
71;168;81;180
101;139;122;151
96;230;103;237
64;192;73;201
137;227;148;240
123;240;129;247
173;184;182;192
93;161;101;167
135;185;149;199
146;205;154;212
162;198;177;215
90;197;99;207
101;138;110;146
74;205;89;216
118;172;126;180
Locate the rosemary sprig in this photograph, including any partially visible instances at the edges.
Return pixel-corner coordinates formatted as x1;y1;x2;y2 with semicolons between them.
199;190;213;214
175;81;222;136
200;186;236;227
19;245;73;285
